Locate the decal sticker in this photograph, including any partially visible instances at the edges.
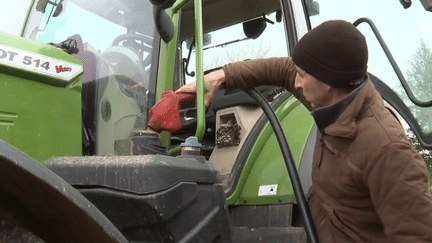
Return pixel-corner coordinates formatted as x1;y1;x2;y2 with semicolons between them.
258;184;278;196
0;43;83;81
55;65;72;73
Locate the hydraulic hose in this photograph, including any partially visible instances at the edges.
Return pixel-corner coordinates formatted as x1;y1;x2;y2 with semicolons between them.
244;88;319;243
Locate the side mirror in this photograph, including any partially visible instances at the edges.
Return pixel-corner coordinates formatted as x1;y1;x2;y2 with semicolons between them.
36;0;49;13
243;17;267;39
36;0;65;17
420;0;432;12
306;0;320;16
203;34;212;47
53;2;64;17
150;0;176;9
185;34;212;50
152;6;174;42
149;0;176;43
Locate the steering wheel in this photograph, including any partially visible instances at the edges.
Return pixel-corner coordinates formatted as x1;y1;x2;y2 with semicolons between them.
112;33;153;68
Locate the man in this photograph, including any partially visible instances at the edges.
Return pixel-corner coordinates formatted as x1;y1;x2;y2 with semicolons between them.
175;20;432;242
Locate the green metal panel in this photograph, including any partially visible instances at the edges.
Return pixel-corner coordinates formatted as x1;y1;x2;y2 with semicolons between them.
155;8;181;146
0;73;82;162
226;96;315;205
0;33;82;162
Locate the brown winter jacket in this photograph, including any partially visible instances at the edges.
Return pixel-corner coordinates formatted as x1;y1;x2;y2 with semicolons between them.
223;57;432;243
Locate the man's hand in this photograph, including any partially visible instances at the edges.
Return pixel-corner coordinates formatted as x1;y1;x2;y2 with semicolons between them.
175;69;226;107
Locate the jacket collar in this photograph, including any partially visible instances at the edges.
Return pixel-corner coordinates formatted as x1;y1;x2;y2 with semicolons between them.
311;78;379;140
311;86;361;132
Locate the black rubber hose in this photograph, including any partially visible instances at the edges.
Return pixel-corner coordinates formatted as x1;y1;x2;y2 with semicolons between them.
244;88;320;243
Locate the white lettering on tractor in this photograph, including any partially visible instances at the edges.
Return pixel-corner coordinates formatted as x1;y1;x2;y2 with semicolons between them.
0;43;83;81
0;49;19;61
8;51;17;61
0;49;7;59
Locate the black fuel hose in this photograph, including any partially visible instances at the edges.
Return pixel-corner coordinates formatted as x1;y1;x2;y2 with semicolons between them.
244;88;319;243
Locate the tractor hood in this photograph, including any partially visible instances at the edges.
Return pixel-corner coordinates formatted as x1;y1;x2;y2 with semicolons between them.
0;32;83;87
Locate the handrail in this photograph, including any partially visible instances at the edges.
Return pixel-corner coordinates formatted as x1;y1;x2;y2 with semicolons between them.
167;0;204;155
353;18;432;107
193;0;206;141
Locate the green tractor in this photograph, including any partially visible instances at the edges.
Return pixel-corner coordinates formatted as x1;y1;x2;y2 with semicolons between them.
1;0;432;242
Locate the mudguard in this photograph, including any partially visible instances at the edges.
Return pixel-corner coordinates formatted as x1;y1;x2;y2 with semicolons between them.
45;154;233;242
0;139;128;243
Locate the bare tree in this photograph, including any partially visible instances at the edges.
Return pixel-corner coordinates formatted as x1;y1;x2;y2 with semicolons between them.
205;39;271;70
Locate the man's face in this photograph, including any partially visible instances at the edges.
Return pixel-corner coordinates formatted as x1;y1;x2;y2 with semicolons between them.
294;66;333;110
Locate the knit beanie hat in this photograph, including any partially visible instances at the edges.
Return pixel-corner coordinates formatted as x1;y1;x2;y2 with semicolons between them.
292;20;368;89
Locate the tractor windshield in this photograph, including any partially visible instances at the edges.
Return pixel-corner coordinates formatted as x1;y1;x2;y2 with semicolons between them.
307;0;432;146
24;0;154;89
22;0;156;155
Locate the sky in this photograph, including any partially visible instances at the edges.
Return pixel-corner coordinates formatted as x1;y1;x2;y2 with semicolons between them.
0;0;33;36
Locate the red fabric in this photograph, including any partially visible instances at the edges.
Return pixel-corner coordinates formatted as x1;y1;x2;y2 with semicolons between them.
148;90;196;133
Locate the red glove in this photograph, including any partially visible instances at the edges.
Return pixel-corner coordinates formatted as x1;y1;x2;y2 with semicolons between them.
148;90;196;133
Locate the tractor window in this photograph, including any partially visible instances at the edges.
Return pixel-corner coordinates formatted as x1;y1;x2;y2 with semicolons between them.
181;11;289;85
307;0;432;144
22;0;156;156
33;2;127;55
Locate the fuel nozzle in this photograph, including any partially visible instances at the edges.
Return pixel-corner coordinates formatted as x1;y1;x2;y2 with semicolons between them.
180;136;202;156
